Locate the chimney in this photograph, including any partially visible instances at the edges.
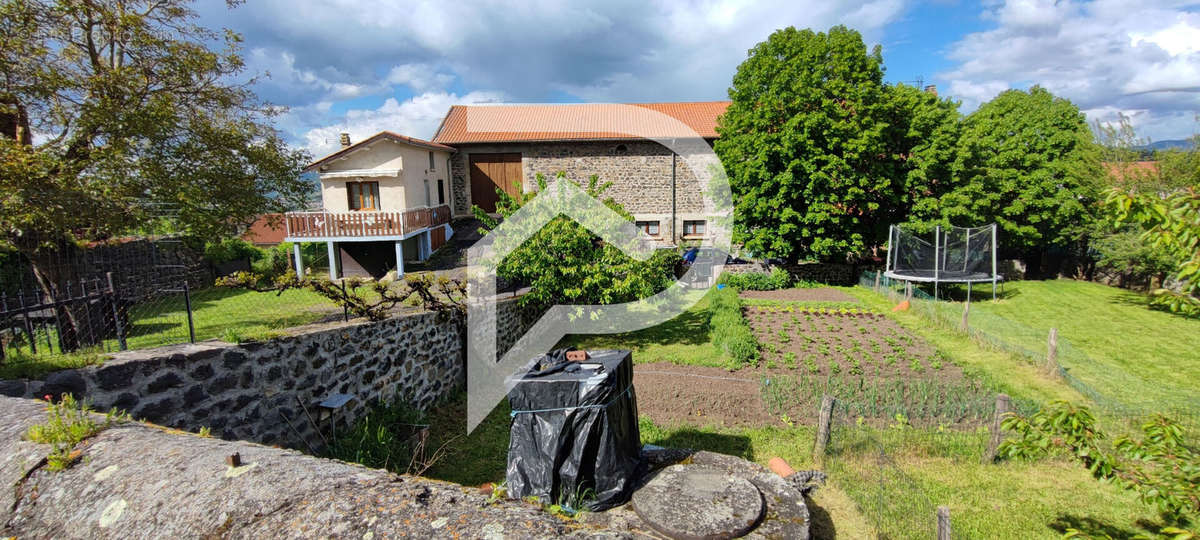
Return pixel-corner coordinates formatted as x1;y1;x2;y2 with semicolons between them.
339;132;351;148
923;85;937;97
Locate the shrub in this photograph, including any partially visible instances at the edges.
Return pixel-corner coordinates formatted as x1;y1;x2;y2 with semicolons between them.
709;287;759;369
325;396;428;473
203;237;264;266
718;267;793;291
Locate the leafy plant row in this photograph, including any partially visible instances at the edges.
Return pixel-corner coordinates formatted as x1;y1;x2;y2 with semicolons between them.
709;286;759;369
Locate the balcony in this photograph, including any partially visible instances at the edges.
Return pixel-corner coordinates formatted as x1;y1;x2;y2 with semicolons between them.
284;205;451;240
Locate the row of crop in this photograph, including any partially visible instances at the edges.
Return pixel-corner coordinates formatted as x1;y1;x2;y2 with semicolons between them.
709;286;759;368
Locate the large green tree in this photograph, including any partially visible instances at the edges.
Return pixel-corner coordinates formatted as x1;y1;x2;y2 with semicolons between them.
0;0;310;349
941;87;1103;276
716;26;959;263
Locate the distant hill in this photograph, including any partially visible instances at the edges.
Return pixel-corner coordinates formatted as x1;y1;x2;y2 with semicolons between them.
1138;139;1196;151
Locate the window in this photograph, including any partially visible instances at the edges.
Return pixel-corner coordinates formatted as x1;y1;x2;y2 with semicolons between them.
424;179;432;207
636;221;660;237
347;181;380;211
683;220;706;236
429;151;435;170
437;179;445;205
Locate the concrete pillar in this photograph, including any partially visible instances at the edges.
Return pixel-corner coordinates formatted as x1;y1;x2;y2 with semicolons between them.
394;240;405;278
292;243;304;277
424;230;433;260
327;241;338;280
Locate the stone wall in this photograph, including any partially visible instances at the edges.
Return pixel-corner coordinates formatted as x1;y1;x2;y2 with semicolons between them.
0;396;602;539
0;297;537;452
449;140;714;245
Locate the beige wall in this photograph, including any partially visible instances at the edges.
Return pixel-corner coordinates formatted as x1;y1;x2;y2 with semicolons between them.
318;139;452;213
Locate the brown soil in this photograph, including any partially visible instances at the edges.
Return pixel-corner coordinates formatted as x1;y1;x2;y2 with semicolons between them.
633;363;780;428
738;287;858;303
741;305;965;385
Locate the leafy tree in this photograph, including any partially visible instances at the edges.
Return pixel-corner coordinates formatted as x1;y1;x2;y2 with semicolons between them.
941;87;1103;276
716;26;959;263
1107;187;1200;316
999;401;1198;538
0;0;310;349
472;173;678;310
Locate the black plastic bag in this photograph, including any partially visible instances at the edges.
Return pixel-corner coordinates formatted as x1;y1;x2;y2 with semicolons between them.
506;349;641;511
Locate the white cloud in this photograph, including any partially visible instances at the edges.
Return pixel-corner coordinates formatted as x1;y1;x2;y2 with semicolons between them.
301;90;506;156
938;0;1200;140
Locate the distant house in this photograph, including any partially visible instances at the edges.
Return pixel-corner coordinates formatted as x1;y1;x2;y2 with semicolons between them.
284;102;730;280
241;214;287;246
286;132;455;279
432;101;729;245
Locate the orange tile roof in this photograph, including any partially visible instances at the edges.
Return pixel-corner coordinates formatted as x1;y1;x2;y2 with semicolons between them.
306;131;455;172
1103;161;1160;182
432;101;730;144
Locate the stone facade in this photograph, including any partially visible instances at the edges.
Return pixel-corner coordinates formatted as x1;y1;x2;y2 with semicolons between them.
0;297;537;452
449;140;715;245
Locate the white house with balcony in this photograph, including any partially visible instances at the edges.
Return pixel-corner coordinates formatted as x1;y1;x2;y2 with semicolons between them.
288;131;455;280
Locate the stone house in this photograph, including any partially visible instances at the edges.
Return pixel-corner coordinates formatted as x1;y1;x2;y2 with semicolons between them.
283;102;729;279
431;101;729;245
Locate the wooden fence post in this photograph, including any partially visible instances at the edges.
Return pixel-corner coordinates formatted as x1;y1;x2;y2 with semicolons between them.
813;395;836;463
982;393;1011;464
960;301;970;332
874;270;881;291
1045;327;1059;375
937;506;952;540
106;272;127;351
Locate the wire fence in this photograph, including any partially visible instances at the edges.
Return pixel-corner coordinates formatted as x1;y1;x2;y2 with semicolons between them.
857;270;1200;431
0;239;344;378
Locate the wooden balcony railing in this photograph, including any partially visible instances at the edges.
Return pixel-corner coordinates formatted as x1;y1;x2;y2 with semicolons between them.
285;205;451;239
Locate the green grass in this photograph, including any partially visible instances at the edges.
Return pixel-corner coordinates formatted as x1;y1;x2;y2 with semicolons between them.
964;279;1200;410
1;286;337;379
557;291;730;368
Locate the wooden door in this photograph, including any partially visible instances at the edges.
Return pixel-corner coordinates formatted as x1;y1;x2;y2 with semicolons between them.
469;153;522;212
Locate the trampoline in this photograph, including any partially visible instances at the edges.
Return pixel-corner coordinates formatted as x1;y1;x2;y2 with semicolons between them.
884;223;1002;301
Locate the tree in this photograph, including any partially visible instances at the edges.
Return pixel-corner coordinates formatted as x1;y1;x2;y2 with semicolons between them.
716;26;959;263
472;173;678;310
884;83;963;227
1107;187;1200;316
999;401;1198;538
0;0;310;350
941;87;1103;277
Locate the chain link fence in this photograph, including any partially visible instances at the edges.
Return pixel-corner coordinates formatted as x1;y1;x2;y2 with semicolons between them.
857;270;1200;434
0;239;344;378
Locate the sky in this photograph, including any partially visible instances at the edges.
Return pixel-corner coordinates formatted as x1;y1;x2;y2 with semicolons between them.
194;0;1200;157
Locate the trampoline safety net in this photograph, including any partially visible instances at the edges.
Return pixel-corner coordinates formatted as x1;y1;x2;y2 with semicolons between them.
887;224;998;283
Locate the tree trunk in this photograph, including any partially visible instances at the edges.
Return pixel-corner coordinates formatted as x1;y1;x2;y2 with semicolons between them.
1022;249;1044;280
20;239;102;353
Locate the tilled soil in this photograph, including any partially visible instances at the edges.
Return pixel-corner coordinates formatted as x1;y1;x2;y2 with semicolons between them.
737;287;858;303
633;363;780;428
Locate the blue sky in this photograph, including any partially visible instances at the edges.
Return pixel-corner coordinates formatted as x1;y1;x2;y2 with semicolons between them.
196;0;1200;156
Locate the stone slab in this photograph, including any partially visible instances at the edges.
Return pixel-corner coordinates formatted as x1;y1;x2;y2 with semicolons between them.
632;464;764;539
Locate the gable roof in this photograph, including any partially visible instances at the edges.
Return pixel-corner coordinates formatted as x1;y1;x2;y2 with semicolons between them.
305;131;455;172
431;101;730;144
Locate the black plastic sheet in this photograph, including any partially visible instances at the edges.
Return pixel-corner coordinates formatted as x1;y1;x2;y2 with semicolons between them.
506;349;641;511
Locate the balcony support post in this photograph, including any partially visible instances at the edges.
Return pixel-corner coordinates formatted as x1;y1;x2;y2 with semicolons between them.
394;240;405;278
423;230;433;260
327;241;339;281
293;242;304;277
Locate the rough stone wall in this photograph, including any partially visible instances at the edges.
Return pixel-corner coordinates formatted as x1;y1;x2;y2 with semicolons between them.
449;141;714;244
0;396;607;539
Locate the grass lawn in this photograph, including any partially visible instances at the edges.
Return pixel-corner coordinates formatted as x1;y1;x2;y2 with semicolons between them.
0;286;337;379
963;279;1200;411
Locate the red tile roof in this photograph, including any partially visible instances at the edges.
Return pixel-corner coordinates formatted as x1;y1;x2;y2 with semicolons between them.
432;101;730;144
306;131;455;172
1103;161;1159;181
241;214;287;245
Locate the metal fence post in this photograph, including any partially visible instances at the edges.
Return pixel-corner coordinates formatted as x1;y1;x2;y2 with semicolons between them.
937;506;952;540
183;281;196;344
16;292;36;354
107;272;127;351
961;301;970;332
814;395;836;463
982;393;1011;464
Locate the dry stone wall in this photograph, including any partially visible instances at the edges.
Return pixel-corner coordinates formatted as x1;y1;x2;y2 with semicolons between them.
0;297;536;452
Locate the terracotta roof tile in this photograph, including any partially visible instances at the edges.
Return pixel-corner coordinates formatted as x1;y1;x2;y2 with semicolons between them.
431;101;730;144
